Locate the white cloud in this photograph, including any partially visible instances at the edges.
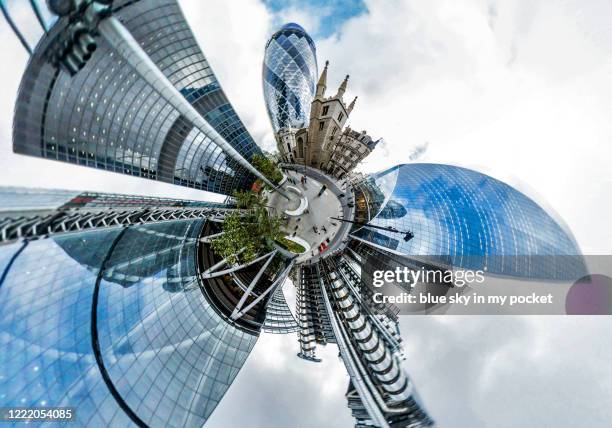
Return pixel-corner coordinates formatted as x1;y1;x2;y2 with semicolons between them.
312;0;612;254
180;0;277;152
400;316;612;427
206;332;354;428
188;1;612;426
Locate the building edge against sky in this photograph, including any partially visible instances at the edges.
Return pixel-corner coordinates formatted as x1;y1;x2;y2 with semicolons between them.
0;1;299;426
12;0;263;196
263;22;318;134
0;189;256;426
352;163;586;279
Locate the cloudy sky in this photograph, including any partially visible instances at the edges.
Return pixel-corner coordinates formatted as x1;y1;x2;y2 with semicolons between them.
2;0;612;427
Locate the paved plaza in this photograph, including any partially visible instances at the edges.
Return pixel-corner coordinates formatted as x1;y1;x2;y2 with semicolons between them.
268;166;354;263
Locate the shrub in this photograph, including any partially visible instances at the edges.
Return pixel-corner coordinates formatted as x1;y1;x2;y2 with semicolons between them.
277;237;306;254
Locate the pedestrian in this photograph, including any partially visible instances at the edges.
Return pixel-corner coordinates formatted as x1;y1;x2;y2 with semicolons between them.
294;225;299;231
313;226;318;233
321;225;327;233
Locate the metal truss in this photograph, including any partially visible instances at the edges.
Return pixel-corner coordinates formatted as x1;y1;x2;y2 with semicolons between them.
231;258;296;321
0;207;235;245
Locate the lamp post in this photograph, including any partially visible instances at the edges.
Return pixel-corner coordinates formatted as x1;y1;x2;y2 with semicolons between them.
330;217;414;242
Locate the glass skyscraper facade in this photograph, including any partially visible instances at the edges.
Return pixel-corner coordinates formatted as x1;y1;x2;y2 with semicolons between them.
263;22;318;132
13;0;261;196
352;163;586;279
0;200;257;427
0;188;300;426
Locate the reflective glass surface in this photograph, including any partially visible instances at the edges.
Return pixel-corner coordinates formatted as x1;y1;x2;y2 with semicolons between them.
0;218;257;427
263;23;318;132
353;164;586;279
13;0;261;196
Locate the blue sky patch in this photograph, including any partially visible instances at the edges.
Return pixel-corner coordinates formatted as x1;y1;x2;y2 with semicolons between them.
263;0;367;38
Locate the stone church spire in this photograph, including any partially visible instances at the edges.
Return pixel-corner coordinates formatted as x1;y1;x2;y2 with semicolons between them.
316;60;329;98
348;96;358;113
335;74;349;98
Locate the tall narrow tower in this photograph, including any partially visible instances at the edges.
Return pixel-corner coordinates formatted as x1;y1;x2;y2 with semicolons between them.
263;23;318;162
263;23;318;132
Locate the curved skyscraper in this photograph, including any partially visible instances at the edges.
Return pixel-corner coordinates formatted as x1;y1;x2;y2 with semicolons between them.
12;0;264;195
351;163;586;279
0;188;297;426
1;1;298;425
263;23;318;133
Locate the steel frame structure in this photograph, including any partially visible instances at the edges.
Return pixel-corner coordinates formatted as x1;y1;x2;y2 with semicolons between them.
0;207;235;244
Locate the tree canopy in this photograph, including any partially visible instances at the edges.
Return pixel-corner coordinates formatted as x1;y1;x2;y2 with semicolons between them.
251;153;283;185
211;190;283;265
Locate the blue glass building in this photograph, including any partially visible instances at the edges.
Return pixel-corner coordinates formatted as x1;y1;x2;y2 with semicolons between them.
0;188;300;426
352;163;586;279
0;225;256;427
4;2;586;425
263;23;318;132
11;0;262;196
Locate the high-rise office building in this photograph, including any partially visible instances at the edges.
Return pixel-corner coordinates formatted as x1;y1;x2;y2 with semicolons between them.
263;23;318;133
0;188;296;427
350;164;586;279
288;162;586;427
1;2;298;425
11;0;266;195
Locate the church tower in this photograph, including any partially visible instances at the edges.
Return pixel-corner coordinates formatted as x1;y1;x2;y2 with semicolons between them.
306;62;353;169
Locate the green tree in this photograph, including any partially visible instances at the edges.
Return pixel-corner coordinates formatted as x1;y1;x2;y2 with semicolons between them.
212;190;283;265
233;189;261;209
211;211;258;265
252;153;283;185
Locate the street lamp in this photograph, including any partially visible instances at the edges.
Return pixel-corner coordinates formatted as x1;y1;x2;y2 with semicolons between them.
330;217;414;242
